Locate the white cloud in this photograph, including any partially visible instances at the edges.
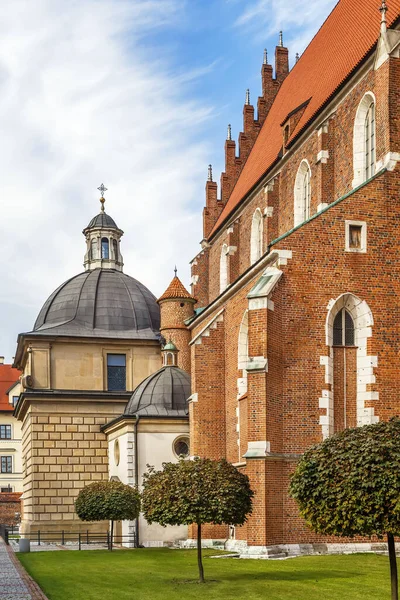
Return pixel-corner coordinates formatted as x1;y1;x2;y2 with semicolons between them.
0;0;212;361
234;0;337;55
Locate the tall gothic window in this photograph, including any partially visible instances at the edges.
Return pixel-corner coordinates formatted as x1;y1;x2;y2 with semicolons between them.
101;238;109;259
220;244;228;293
250;209;263;265
294;160;311;226
365;102;376;180
353;92;376;187
333;309;355;346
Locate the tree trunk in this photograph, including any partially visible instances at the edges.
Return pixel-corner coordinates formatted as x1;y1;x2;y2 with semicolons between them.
110;520;114;552
387;532;398;600
197;523;205;583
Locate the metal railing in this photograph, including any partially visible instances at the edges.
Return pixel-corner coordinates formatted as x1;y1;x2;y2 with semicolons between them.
14;530;137;550
0;525;9;545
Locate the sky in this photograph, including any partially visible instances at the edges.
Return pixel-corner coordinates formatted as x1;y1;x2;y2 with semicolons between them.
0;0;337;362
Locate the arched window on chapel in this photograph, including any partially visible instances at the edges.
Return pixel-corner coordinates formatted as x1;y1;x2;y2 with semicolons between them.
101;238;109;259
250;209;263;265
294;160;311;226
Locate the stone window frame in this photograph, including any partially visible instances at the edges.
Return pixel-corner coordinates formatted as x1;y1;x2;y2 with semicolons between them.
250;208;263;265
0;424;12;440
220;244;229;293
319;293;377;439
172;435;190;459
352;91;376;188
294;159;311;227
345;220;367;253
0;455;13;474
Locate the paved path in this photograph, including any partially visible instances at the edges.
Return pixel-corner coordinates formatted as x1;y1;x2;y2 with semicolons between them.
0;539;48;600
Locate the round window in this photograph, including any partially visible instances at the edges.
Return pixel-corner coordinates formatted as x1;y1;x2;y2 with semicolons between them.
173;436;190;458
114;439;120;466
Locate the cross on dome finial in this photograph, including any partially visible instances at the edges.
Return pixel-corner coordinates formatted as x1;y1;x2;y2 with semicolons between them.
263;48;268;65
97;183;108;212
380;0;388;33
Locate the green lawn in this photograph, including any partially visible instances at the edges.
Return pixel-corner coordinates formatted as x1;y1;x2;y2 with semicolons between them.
18;548;393;600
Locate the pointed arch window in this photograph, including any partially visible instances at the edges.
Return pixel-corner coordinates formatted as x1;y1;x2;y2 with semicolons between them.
91;238;98;260
333;309;355;346
365;102;376;180
101;238;109;259
220;244;228;293
250;209;263;265
353;92;376;187
294;161;311;226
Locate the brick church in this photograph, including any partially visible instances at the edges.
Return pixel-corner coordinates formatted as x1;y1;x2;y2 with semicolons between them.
188;0;400;552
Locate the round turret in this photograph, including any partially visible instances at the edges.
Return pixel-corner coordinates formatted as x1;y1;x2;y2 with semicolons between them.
158;270;196;372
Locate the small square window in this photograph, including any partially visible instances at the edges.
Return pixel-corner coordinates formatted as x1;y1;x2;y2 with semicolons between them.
349;225;362;249
345;220;367;253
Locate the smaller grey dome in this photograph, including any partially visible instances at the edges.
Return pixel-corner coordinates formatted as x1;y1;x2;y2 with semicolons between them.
125;366;190;417
86;212;119;230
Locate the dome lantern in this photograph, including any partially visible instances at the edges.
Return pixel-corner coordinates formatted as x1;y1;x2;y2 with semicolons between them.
162;339;179;366
82;186;124;272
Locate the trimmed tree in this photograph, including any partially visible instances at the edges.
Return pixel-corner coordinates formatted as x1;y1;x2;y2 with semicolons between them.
75;480;140;550
142;457;254;583
289;418;400;600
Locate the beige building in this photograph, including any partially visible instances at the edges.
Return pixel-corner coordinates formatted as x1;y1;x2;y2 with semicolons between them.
0;361;22;494
13;195;193;541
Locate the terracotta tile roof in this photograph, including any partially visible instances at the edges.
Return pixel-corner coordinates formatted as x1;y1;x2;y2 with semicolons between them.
158;276;196;302
211;0;400;236
0;364;21;412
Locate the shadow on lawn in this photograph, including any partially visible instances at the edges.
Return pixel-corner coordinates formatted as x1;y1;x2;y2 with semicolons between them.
171;569;363;585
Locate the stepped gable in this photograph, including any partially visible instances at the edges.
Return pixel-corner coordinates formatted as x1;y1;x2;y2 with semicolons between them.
210;0;400;237
158;275;196;302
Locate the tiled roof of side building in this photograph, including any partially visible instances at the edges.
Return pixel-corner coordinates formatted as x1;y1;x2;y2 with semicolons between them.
211;0;400;237
0;364;21;411
158;275;196;302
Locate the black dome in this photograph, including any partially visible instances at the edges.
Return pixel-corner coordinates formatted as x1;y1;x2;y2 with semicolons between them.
86;212;119;230
124;366;190;417
33;269;160;341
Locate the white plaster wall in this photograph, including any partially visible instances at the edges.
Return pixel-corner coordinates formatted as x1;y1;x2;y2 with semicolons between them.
107;426;189;546
138;431;188;545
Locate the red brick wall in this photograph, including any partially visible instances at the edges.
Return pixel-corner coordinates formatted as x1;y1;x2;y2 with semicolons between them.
0;493;21;525
190;165;400;545
189;54;400;546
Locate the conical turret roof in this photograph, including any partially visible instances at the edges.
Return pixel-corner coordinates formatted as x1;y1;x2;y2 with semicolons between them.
158;275;196;303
